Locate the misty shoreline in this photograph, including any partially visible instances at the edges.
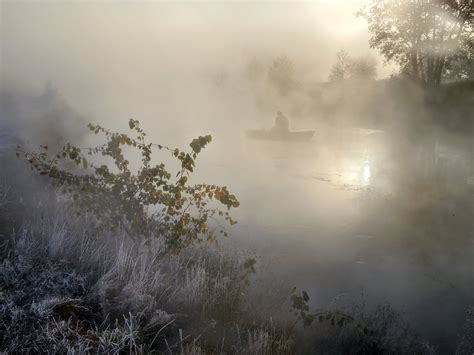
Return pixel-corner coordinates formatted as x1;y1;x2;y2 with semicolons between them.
2;0;473;353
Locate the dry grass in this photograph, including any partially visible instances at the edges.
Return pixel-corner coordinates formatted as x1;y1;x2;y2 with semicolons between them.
0;188;294;354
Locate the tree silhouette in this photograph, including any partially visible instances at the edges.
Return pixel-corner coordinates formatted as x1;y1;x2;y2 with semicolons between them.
329;51;377;81
268;55;296;96
329;50;350;82
359;0;473;86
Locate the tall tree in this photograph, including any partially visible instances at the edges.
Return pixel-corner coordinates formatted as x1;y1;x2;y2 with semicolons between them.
348;56;378;80
268;55;296;96
328;50;350;82
359;0;473;86
328;51;378;81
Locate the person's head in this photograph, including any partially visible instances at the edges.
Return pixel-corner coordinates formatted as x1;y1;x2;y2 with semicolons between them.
277;111;282;116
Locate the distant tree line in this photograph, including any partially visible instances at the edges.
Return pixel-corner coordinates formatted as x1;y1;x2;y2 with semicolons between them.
328;51;378;82
243;0;472;98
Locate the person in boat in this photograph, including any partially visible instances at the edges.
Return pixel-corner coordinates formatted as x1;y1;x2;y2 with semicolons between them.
272;111;289;133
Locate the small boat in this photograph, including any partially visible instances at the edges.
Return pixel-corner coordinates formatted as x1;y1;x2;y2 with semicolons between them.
246;129;315;141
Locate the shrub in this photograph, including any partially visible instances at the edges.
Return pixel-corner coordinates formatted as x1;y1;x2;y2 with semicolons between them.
17;119;239;250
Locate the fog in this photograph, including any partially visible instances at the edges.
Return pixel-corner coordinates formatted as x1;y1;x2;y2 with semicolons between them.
1;1;394;134
1;1;473;353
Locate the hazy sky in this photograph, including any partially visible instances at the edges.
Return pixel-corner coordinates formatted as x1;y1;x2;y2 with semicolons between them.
1;0;402;146
1;1;392;95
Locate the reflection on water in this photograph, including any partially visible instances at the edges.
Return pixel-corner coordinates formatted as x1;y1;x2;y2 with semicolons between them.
362;160;371;186
199;125;472;352
200;126;472;246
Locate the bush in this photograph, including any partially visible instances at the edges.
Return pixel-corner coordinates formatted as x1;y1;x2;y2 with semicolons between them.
0;202;293;354
17;119;239;250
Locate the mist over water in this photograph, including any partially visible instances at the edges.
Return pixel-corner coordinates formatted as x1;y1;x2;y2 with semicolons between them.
223;128;472;350
2;1;473;353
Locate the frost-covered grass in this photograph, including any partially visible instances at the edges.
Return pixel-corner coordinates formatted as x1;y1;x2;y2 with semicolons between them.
0;189;294;354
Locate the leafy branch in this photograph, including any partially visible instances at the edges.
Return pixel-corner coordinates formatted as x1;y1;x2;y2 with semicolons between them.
17;119;240;250
290;288;376;337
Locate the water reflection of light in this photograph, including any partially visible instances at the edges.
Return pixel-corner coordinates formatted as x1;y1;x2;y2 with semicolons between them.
336;159;372;188
362;161;371;186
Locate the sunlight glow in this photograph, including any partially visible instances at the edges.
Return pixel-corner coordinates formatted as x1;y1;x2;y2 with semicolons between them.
362;161;371;186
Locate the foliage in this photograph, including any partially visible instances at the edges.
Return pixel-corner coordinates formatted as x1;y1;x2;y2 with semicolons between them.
329;51;377;82
444;53;474;80
290;288;368;333
348;56;378;80
17;119;239;250
268;55;297;96
289;289;436;354
456;307;474;354
328;50;350;82
358;0;473;86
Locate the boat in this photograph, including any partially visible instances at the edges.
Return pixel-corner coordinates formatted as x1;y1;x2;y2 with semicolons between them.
246;129;315;141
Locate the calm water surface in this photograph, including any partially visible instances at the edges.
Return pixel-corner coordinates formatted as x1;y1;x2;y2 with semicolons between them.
195;125;473;351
